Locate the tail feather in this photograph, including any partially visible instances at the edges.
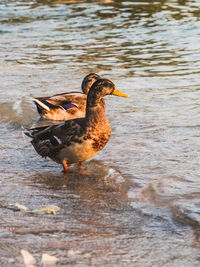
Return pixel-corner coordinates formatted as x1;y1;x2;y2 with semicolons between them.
22;125;49;139
21;126;33;138
33;98;51;113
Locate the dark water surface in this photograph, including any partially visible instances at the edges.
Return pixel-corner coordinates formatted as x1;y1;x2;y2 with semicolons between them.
1;0;200;266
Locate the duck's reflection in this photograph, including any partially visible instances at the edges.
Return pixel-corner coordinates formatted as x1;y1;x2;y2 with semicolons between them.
30;160;138;241
31;160;131;203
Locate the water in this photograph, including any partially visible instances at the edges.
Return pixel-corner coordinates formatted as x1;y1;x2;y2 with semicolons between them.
1;0;200;265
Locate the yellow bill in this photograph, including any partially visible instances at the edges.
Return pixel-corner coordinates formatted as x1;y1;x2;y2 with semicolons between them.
112;87;129;98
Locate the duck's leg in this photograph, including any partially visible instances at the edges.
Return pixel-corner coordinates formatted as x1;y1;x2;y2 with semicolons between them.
62;159;69;174
78;161;91;175
62;159;68;187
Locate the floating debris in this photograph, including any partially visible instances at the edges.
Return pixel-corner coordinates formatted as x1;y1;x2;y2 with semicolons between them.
31;205;61;215
67;249;80;257
7;203;60;215
8;203;28;212
83;253;92;258
41;253;58;264
0;256;16;263
20;249;35;267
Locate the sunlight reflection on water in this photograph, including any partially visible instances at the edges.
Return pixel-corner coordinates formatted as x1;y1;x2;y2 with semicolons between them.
1;0;200;266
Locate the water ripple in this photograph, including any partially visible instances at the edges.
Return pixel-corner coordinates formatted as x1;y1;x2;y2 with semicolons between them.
1;0;200;266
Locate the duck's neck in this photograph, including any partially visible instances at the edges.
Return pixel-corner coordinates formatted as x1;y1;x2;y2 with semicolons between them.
86;89;103;108
86;88;104;117
86;103;105;124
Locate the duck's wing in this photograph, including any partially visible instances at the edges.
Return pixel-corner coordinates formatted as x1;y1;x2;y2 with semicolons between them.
23;119;84;158
33;92;86;113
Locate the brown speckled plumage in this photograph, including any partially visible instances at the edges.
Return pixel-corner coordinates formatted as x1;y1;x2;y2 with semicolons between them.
25;78;129;172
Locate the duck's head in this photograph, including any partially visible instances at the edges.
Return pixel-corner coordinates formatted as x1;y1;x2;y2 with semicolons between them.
87;78;129;107
81;73;101;95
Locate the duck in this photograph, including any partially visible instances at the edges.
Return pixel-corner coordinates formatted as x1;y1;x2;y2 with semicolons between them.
24;79;129;174
33;73;101;121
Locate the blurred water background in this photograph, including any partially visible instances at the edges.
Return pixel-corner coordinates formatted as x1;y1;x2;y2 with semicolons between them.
1;0;200;266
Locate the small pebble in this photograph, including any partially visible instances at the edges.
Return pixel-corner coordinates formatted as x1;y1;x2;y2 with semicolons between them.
41;253;58;264
20;249;35;266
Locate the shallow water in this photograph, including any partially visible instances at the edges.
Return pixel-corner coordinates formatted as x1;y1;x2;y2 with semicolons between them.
1;0;200;266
